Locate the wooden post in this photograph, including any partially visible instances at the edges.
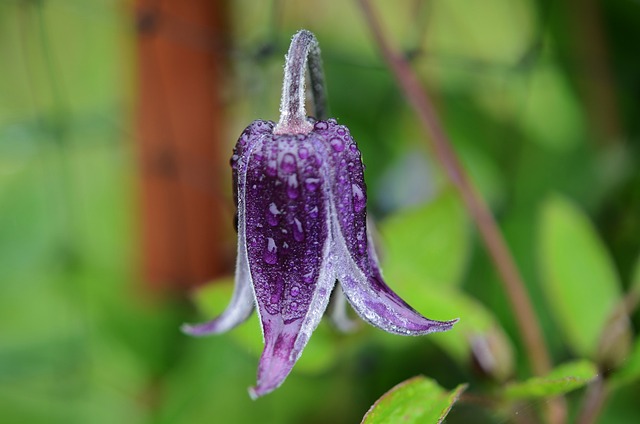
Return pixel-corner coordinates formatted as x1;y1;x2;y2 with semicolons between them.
135;0;233;290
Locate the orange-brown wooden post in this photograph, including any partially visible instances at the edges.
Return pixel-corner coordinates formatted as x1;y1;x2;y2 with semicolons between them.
135;0;233;290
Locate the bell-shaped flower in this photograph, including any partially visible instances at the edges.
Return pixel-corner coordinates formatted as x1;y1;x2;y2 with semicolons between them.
182;29;457;399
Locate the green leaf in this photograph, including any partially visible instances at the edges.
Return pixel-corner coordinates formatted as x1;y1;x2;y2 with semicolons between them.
631;253;640;293
380;189;470;289
503;360;598;400
189;278;338;374
362;376;467;424
539;195;622;357
610;337;640;388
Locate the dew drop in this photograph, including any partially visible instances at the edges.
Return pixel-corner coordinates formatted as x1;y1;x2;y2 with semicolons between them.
298;147;309;159
264;237;277;264
303;271;314;283
314;121;328;131
349;144;358;153
327;118;338;125
290;286;300;297
267;159;277;176
287;174;299;199
304;177;321;192
266;202;280;226
337;127;346;136
308;206;319;218
280;153;297;173
330;137;344;152
290;301;298;311
229;154;239;169
270;281;283;304
293;218;305;242
352;184;365;212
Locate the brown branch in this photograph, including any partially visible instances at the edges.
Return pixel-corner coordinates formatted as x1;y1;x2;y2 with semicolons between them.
356;0;551;378
576;376;608;424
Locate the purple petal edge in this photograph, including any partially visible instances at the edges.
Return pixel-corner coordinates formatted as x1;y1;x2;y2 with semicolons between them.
181;130;256;337
333;216;458;336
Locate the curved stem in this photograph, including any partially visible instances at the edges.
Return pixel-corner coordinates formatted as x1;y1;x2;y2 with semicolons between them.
274;29;328;134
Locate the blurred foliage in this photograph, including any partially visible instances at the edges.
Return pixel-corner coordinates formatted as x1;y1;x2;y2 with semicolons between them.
502;360;597;400
361;376;466;424
1;0;639;423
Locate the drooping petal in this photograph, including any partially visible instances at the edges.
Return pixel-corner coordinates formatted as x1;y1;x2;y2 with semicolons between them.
180;240;254;335
180;124;268;336
243;124;335;398
316;120;457;335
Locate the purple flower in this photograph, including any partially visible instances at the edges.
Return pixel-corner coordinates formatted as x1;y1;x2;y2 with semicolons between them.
181;30;457;399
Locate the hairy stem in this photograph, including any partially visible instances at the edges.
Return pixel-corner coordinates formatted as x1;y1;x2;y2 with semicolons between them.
274;29;327;134
356;0;552;378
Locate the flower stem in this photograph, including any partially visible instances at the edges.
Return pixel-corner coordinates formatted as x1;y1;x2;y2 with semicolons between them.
274;29;328;135
357;0;552;379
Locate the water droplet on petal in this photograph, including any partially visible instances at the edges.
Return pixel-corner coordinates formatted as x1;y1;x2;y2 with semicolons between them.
280;153;296;173
290;286;300;297
264;237;277;264
314;121;328;131
304;177;321;192
337;127;346;136
267;159;277;176
352;184;365;212
290;301;298;311
349;144;358;153
303;271;314;283
287;174;299;199
293;218;305;242
298;147;309;159
230;154;239;169
308;206;319;218
266;202;280;226
330;137;344;152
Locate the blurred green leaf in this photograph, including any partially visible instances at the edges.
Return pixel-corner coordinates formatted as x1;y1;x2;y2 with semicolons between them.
631;253;640;293
610;337;640;388
190;278;338;374
362;376;466;424
503;360;598;400
539;195;622;357
520;64;584;151
380;189;470;289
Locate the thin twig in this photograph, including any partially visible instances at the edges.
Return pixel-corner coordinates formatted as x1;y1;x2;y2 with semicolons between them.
356;0;551;378
576;376;608;424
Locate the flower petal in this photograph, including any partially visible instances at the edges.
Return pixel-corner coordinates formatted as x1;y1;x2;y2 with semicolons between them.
245;127;335;397
180;244;254;336
180;124;266;336
319;121;457;335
